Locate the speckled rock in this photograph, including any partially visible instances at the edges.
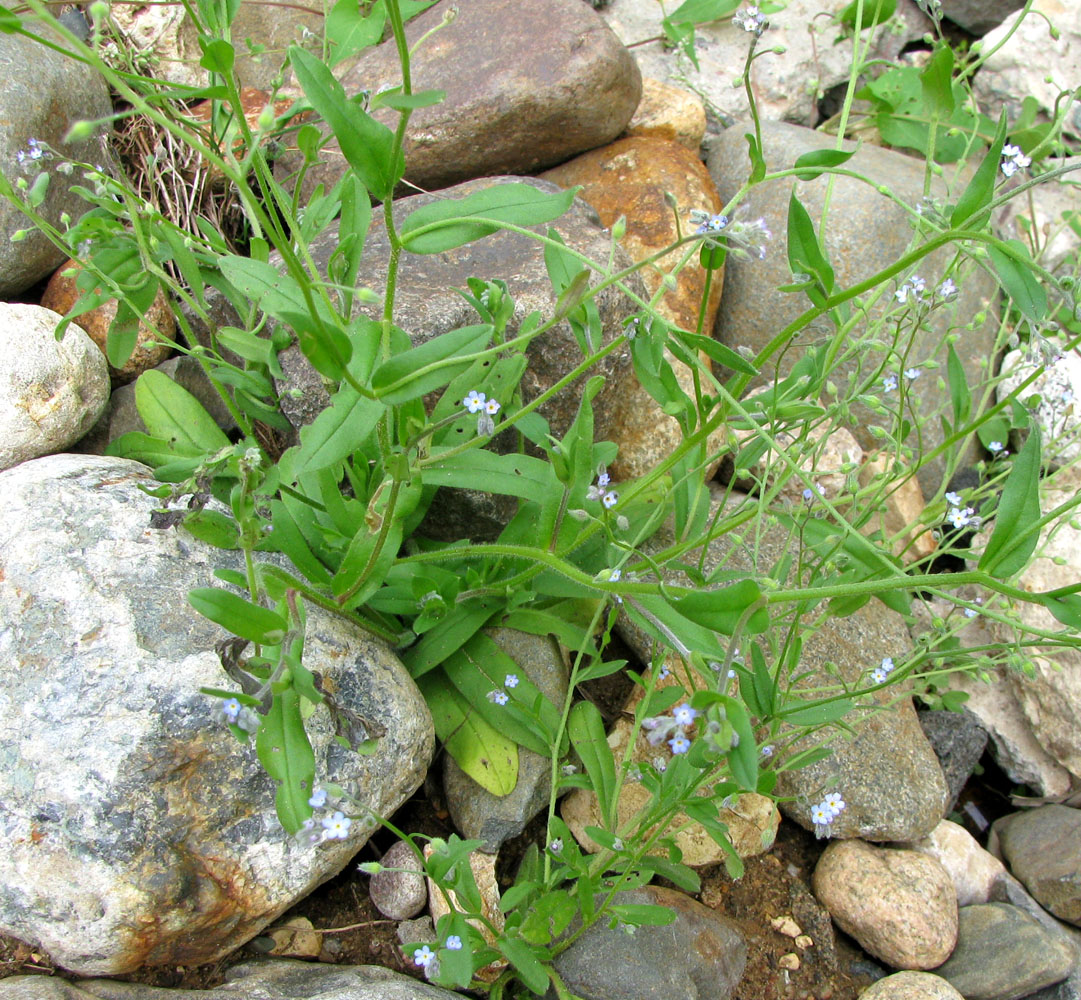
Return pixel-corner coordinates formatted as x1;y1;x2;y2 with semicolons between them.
443;628;568;852
542;136;726;479
0;454;434;975
994;805;1081;926
934;903;1077;1000
600;0;928;128
620;493;949;843
553;886;747;1000
0;23;112;296
983;466;1081;783
41;259;175;382
0;303;109;471
105;0;323;90
813;840;958;970
860;971;967;1000
277;0;641;199
973;0;1081;139
707;121;1000;497
897;819;1006;907
0;960;469;998
369;840;427;921
997;348;1081;469
623;77;707;151
917;709;988;812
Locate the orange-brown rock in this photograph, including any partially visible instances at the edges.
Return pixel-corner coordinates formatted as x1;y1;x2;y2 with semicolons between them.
859;452;937;565
624;77;707;151
542;137;726;480
41;261;175;383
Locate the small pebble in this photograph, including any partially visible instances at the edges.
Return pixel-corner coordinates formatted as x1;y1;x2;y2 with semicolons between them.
369;840;427;920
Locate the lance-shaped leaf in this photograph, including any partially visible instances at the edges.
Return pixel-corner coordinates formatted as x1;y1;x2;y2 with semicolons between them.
189;587;289;645
979;430;1042;579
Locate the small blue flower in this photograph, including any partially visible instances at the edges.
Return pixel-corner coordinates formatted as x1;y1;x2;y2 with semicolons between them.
413;945;435;967
504;674;519;689
308;787;327;808
657;663;671;680
669;734;691;754
945;491;962;506
904;367;921;381
221;697;241;724
872;667;889;684
988;440;1005;453
484;397;501;415
822;792;846;816
760;744;774;758
963;607;978;619
881;657;894;672
882;373;899;393
549;838;564;854
445;935;463;951
321;811;352;840
487;689;509;705
672;702;699;727
463;390;486;414
937;278;957;299
602;490;619;509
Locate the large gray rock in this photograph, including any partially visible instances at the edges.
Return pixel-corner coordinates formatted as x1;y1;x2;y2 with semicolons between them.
600;0;930;129
552;886;747;1000
620;493;949;842
973;0;1081;139
0;25;112;296
0;454;434;975
943;0;1025;35
443;628;568;852
277;0;641;198
106;0;323;90
994;805;1081;927
0;303;109;471
0;960;465;998
707;121;1000;496
934;903;1077;1000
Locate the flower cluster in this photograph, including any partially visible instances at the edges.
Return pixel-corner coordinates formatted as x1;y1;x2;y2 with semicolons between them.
642;701;699;755
293;787;359;845
894;275;957;307
871;656;895;685
689;209;772;260
1000;144;1031;179
810;791;846;838
219;696;260;733
586;468;619;508
732;3;768;33
462;389;500;435
486;674;519;706
945;492;981;531
881;367;921;393
15;138;50;167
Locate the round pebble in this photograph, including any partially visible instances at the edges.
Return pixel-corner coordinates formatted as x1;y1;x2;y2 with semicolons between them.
861;971;967;1000
368;840;427;920
813;839;958;969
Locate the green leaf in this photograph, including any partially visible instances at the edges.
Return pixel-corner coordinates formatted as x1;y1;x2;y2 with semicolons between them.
568;700;617;827
422;450;553;501
280;387;382;480
182;509;241;549
289;46;403;200
609;903;677;927
400;183;576;254
988;240;1047;323
403;598;501;678
256;687;315;833
419;667;518;795
498;937;550;995
946;343;971;426
371;88;447;110
919;44;955;117
189;587;289;644
951;109;1007;229
1041;592;1081;631
792;148;856;181
135;369;231;454
786;190;835;308
838;0;895;28
778;697;855;726
670;579;769;635
675;330;758;376
198;37;235;75
665;0;740;22
979;430;1042;578
326;0;385;66
371;324;492;404
635;856;701;893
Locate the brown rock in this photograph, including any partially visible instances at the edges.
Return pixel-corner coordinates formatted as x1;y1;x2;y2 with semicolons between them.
542;136;725;480
860;971;967;1000
813;840;958;969
278;0;641;199
624;77;707;151
41;260;175;383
